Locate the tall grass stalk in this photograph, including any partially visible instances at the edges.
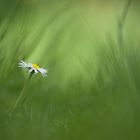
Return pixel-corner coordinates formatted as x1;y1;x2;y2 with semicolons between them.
117;0;132;50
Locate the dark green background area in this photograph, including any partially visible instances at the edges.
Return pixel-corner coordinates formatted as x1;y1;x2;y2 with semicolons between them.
0;0;140;140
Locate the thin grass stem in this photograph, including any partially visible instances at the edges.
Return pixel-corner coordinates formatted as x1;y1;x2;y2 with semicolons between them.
8;72;33;115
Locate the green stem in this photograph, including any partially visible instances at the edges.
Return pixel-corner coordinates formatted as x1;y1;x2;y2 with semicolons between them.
8;72;33;115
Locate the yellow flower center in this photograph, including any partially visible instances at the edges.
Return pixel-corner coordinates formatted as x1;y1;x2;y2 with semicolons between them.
32;64;40;69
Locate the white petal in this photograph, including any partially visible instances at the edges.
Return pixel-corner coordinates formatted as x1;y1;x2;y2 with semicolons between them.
38;68;47;77
34;69;38;73
41;72;47;77
18;60;30;68
28;63;32;67
38;68;47;73
29;68;33;73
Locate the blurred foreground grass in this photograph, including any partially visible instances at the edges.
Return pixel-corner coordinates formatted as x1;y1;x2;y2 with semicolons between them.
0;0;140;140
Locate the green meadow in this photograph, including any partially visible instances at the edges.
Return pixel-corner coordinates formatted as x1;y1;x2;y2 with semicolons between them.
0;0;140;140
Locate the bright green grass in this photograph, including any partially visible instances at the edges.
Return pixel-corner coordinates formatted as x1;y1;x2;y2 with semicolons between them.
0;0;140;140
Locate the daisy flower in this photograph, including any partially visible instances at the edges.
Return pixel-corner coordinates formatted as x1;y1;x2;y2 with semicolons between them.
18;60;47;77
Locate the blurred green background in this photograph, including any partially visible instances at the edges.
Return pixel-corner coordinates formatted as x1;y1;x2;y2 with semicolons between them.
0;0;140;140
